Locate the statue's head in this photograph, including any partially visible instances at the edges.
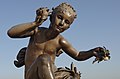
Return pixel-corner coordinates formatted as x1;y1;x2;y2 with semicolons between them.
50;2;77;33
50;3;77;22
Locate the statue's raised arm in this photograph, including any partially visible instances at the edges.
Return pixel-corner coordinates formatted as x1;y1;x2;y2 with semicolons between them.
7;7;49;38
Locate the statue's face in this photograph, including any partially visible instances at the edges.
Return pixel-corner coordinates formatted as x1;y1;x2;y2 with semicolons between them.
51;11;74;33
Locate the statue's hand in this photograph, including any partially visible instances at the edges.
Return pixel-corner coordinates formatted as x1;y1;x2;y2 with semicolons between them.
92;46;110;64
35;7;50;25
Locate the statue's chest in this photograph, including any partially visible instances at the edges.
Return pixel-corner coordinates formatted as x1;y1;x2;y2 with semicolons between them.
33;34;59;54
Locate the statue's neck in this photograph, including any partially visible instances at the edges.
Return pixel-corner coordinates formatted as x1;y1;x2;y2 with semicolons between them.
46;24;59;39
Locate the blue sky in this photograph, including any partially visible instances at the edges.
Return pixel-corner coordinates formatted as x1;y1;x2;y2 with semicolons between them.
0;0;120;79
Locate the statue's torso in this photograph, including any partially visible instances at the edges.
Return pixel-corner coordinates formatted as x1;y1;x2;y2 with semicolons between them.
25;28;61;71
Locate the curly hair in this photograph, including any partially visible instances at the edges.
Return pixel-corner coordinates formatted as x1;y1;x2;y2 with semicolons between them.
50;2;77;22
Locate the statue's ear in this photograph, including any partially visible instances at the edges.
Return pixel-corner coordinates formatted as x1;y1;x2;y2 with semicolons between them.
49;7;55;22
49;13;52;22
49;7;54;22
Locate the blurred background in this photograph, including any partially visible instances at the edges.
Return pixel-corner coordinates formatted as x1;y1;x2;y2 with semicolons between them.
0;0;120;79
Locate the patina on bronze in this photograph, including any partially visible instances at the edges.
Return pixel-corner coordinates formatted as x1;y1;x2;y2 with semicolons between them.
7;2;110;79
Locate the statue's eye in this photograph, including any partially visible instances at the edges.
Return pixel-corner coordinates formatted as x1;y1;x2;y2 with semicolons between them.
65;20;70;24
57;15;63;20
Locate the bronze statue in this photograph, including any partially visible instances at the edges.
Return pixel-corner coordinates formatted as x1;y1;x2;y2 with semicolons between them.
7;3;110;79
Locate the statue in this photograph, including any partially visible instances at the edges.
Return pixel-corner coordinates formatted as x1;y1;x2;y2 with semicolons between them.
7;2;110;79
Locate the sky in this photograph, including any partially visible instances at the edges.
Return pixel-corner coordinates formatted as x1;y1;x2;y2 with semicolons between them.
0;0;120;79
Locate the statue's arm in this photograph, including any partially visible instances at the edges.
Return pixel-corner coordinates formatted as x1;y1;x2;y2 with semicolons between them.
59;37;97;61
7;7;49;38
7;22;38;38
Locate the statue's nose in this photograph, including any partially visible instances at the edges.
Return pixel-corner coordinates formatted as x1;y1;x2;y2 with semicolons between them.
59;20;64;26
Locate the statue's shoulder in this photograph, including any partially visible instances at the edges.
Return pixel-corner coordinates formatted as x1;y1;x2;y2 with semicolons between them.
58;34;64;38
35;27;48;33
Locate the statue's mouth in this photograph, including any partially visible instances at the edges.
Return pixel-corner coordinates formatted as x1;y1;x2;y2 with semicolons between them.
56;25;63;32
